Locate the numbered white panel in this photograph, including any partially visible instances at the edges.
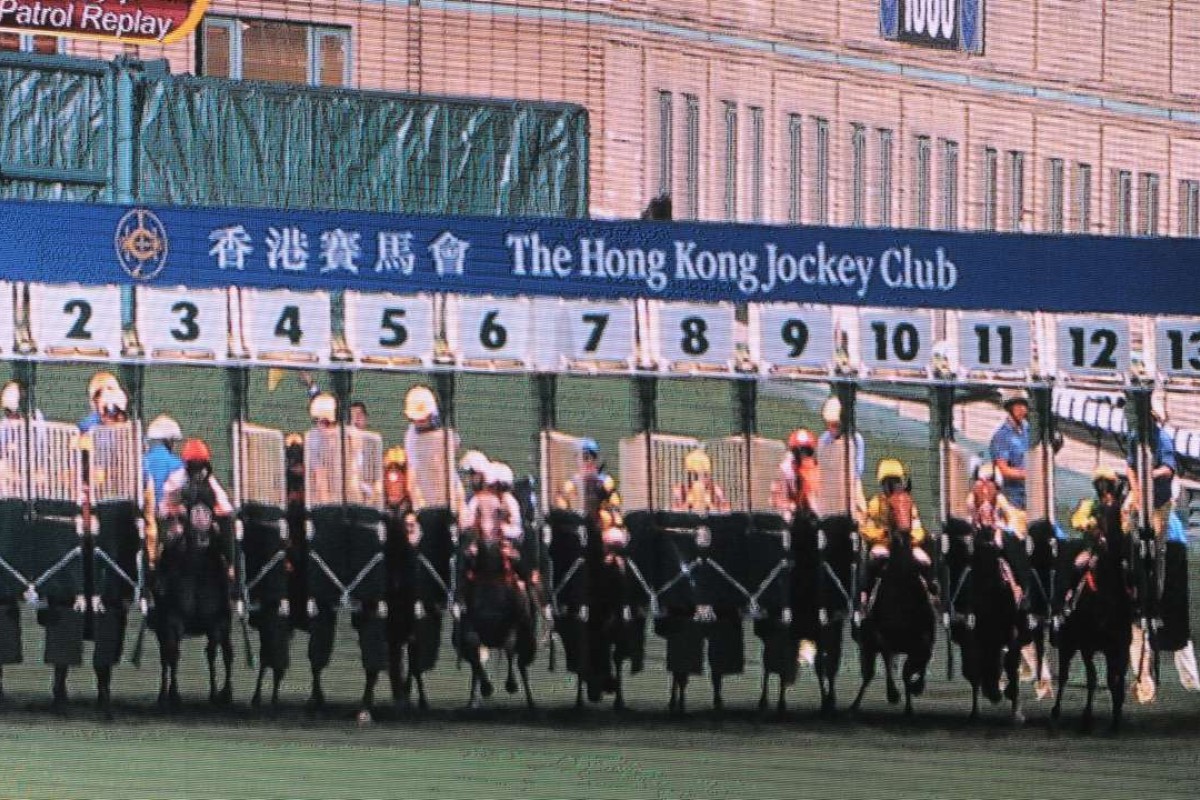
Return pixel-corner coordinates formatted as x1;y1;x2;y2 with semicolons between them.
858;309;933;372
553;299;635;367
454;296;533;364
1055;316;1129;377
653;302;736;370
956;313;1032;374
0;282;12;354
137;287;229;361
1155;318;1200;379
756;305;834;371
346;291;435;365
245;289;331;364
31;284;123;359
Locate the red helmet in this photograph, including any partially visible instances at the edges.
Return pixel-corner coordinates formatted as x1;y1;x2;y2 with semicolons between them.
788;429;818;451
181;438;212;464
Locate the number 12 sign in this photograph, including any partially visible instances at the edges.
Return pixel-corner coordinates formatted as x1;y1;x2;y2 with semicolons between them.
1055;316;1129;377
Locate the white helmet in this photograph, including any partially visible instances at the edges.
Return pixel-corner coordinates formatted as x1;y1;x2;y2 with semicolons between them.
459;450;489;474
100;387;127;414
404;385;438;422
487;462;514;487
822;396;842;425
309;392;337;423
146;414;182;442
1;382;20;413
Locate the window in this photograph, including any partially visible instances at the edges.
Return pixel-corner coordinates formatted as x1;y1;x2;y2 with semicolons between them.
813;117;830;224
1046;158;1065;234
877;128;893;227
788;114;803;224
0;32;61;53
657;91;673;198
750;107;764;222
1008;151;1025;232
723;102;738;221
1114;169;1133;235
1181;180;1200;237
850;124;866;227
1138;172;1160;236
200;17;351;87
684;95;700;220
982;148;998;232
1074;162;1092;233
914;135;931;229
939;139;959;231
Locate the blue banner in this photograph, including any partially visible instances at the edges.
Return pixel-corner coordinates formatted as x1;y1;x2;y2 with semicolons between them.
0;198;1196;316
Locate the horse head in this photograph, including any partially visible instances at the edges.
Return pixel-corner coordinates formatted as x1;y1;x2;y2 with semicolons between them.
886;490;915;537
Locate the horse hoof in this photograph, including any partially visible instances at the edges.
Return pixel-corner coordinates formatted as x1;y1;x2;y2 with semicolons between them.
216;687;233;707
613;698;627;713
356;709;373;726
169;691;183;711
480;680;494;699
1011;711;1026;727
505;677;519;695
886;688;901;705
757;697;768;713
250;692;262;710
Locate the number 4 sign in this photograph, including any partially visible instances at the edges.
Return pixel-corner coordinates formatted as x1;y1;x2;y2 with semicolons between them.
245;289;331;365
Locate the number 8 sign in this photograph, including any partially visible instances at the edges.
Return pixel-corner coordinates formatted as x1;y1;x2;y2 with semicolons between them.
654;302;735;370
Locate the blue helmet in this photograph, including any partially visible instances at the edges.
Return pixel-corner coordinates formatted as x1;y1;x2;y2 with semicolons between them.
579;438;600;458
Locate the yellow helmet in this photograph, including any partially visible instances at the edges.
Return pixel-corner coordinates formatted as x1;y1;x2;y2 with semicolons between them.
309;392;337;423
877;458;906;483
88;371;120;403
1092;465;1119;483
1;381;20;413
404;386;438;422
285;433;303;448
385;446;407;468
822;396;842;425
684;449;711;474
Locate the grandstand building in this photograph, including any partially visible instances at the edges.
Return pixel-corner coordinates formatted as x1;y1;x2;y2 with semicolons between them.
8;1;1200;231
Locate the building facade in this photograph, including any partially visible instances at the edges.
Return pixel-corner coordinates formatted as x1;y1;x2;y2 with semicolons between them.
8;1;1200;233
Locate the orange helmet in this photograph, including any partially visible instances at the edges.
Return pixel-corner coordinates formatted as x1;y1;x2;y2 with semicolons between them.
181;438;212;464
788;429;818;451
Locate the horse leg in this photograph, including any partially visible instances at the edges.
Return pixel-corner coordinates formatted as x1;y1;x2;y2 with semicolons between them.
158;644;173;710
206;637;220;705
217;629;233;706
818;627;843;716
360;669;379;722
251;664;266;710
758;669;770;713
308;667;326;715
711;674;724;713
95;665;113;720
613;661;626;712
884;653;901;705
1081;654;1098;733
575;675;585;710
271;667;283;712
519;662;535;710
388;633;408;710
1050;645;1074;726
1004;641;1024;725
505;652;519;695
51;665;68;714
1107;647;1127;734
168;644;182;711
413;671;429;712
849;647;875;713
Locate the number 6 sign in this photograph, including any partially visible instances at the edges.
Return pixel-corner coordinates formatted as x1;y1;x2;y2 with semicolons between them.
454;296;532;365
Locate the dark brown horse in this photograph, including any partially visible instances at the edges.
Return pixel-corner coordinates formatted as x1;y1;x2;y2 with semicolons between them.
850;491;937;716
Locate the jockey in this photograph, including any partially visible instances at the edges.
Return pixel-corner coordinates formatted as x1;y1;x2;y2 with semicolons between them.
306;393;340;506
555;438;623;526
384;446;412;515
459;450;490;506
403;384;463;512
97;387;129;425
670;449;730;513
1;381;21;421
1069;465;1134;549
967;461;1026;605
143;415;185;569
771;429;821;521
159;439;235;580
860;458;933;602
79;371;121;433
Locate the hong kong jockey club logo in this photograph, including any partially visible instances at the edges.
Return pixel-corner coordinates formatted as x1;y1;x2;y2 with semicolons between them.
114;208;169;281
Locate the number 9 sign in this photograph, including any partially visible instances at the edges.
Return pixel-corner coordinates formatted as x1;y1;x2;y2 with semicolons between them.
756;305;834;371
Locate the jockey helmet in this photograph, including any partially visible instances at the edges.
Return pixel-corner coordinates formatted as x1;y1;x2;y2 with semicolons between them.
309;392;337;423
788;429;818;452
285;432;303;448
490;463;515;488
1000;389;1029;411
385;446;407;469
877;458;906;484
972;460;1001;486
684;449;711;475
146;415;183;442
181;438;212;465
403;385;438;422
1092;465;1119;483
458;450;489;475
1;381;20;413
99;387;127;415
579;438;600;459
821;396;842;425
88;371;120;402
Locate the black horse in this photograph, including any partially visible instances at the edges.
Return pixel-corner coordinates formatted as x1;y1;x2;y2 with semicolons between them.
152;473;234;711
850;493;937;716
943;518;1027;724
780;512;857;715
1050;493;1134;733
579;545;646;711
457;537;537;709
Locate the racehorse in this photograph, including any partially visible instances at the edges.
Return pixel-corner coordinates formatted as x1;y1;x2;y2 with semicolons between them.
770;511;856;715
850;491;937;716
153;480;234;711
457;537;537;709
576;543;645;711
943;517;1026;724
1050;493;1134;733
